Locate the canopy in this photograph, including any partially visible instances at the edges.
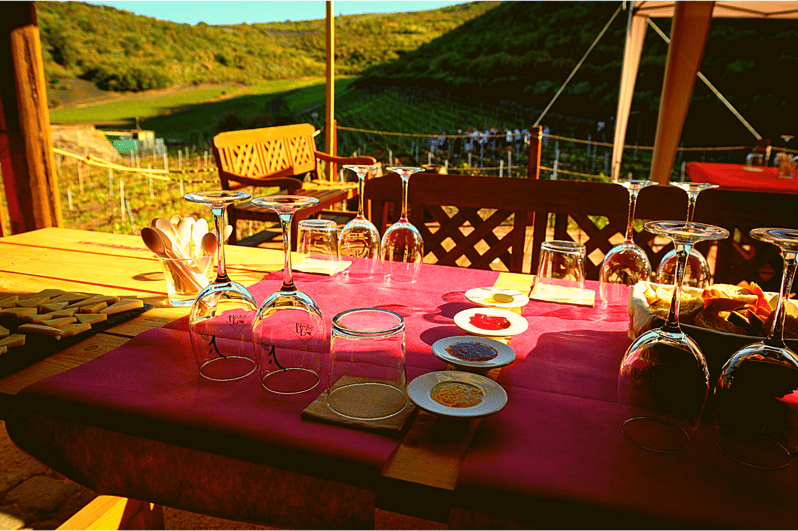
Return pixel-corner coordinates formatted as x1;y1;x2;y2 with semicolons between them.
612;1;798;184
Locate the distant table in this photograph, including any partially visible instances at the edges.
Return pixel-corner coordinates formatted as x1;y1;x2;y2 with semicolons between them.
685;162;798;193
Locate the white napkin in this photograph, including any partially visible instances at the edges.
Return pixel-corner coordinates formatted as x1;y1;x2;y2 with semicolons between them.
294;258;351;276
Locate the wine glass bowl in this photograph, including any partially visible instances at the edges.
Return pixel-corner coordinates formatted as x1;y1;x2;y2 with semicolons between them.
339;164;381;279
714;228;798;469
251;195;325;394
599;180;654;304
655;182;719;288
619;221;729;452
184;190;258;382
381;166;425;283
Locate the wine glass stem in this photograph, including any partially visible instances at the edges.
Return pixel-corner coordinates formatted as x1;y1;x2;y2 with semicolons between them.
357;173;366;218
211;206;230;283
767;252;797;347
279;212;296;291
665;243;693;330
400;175;409;221
625;190;639;241
686;192;698;222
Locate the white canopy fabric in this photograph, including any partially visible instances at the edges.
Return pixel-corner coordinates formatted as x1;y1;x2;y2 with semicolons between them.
612;1;798;184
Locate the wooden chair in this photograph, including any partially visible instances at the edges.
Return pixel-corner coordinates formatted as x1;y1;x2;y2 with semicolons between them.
530;181;686;279
694;188;798;291
212;123;376;244
407;173;533;272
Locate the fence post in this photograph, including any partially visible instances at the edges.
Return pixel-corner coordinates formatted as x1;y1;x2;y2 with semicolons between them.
527;125;542;179
67;187;73;211
119;179;125;220
77;163;84;194
499;159;504;178
148;165;154;200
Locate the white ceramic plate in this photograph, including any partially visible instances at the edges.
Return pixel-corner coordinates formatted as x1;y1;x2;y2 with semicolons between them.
407;371;508;418
432;335;516;369
453;307;529;337
465;287;529;309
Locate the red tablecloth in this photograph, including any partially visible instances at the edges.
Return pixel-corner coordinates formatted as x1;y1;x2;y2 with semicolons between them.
686;161;798;194
7;262;798;528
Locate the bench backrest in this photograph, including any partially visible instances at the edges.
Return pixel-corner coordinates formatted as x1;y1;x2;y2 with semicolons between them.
212;124;318;190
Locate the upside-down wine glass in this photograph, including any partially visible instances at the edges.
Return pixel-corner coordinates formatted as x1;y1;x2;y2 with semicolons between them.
655;182;718;288
251;195;325;394
381;166;425;283
339;164;381;280
184;190;258;381
599;180;654;305
618;220;729;452
715;228;798;470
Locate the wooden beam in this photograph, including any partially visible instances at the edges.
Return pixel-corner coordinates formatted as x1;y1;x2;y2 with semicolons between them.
325;0;336;180
527;125;543;179
0;1;62;234
612;9;648;181
57;496;164;530
648;1;715;184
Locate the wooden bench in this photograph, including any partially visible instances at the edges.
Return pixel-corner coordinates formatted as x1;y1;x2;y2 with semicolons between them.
212;123;376;245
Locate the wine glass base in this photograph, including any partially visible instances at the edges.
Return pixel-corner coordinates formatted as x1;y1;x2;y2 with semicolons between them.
716;429;792;470
199;356;257;382
262;367;320;395
327;381;408;421
621;417;690;452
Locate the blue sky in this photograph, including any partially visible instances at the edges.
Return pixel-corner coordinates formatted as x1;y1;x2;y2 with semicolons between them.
85;1;472;25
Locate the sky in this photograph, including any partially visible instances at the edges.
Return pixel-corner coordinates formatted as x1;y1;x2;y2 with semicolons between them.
85;1;472;25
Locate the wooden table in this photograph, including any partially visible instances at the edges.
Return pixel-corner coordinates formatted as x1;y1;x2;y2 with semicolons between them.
4;228;798;530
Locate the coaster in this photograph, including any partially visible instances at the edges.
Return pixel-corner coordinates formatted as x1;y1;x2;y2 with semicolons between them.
528;282;595;307
302;377;416;437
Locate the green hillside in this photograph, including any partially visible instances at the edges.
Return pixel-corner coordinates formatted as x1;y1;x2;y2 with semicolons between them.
39;1;798;150
36;1;496;91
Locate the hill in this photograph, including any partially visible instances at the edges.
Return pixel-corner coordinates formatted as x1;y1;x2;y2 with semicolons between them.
36;1;496;92
357;1;798;146
40;1;798;148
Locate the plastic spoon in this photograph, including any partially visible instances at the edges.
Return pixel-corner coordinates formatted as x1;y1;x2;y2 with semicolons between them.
176;217;194;254
141;226;168;258
192;218;209;259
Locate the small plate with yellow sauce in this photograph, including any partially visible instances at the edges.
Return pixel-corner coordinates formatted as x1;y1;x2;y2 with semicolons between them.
407;371;508;418
465;287;529;310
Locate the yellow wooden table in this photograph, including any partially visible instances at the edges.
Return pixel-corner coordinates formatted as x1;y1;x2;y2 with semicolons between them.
0;228;486;529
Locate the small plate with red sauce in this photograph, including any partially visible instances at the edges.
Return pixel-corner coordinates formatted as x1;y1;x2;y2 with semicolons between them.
432;335;515;369
453;307;529;337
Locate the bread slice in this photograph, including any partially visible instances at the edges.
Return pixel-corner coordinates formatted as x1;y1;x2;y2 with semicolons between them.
649;296;703;324
695;307;747;335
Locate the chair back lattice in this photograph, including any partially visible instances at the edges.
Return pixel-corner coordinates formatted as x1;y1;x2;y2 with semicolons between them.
407;173;532;272
212;124;318;191
694;189;798;291
531;181;686;279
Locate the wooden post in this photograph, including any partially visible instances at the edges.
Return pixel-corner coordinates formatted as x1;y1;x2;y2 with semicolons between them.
0;2;62;234
325;0;335;180
527;125;543;179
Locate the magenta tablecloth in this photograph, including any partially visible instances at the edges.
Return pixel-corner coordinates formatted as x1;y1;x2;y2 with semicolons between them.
686;161;798;194
10;260;794;528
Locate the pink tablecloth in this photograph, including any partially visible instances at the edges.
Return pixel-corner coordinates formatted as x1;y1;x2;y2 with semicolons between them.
686;161;798;194
8;261;797;528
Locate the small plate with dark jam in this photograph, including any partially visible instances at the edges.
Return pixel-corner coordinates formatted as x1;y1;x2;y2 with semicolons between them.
432;335;516;369
453;307;529;337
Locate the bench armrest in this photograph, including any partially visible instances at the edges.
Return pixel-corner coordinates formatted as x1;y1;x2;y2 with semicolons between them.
314;151;377;166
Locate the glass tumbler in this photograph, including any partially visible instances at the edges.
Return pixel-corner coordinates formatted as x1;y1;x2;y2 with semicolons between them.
531;240;587;304
297;218;340;275
327;308;408;421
